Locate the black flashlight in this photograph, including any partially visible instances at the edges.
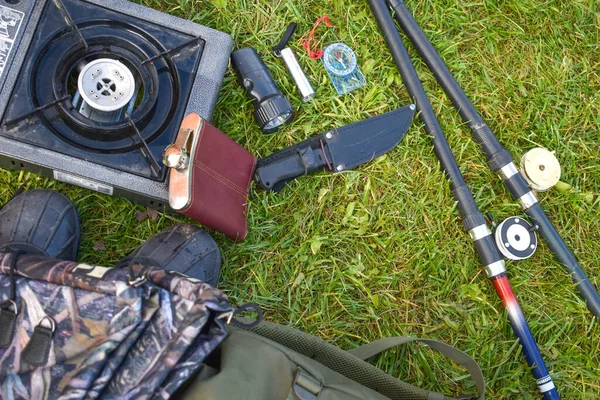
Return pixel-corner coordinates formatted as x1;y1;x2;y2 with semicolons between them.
231;47;294;133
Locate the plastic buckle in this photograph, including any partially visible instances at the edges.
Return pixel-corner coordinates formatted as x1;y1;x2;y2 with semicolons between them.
292;368;322;400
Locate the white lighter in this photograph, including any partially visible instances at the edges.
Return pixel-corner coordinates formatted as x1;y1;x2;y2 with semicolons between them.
277;47;315;102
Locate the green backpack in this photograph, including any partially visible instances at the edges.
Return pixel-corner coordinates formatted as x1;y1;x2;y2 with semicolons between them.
176;320;485;400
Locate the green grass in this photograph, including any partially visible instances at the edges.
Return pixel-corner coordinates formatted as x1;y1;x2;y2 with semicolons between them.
1;0;599;398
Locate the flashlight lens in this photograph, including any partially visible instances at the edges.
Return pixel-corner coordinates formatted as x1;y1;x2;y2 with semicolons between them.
264;112;294;131
253;95;294;133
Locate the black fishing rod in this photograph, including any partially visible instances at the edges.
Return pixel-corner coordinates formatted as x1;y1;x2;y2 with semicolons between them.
367;0;559;398
385;0;600;318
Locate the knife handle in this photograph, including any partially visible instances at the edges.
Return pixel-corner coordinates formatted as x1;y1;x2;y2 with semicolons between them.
254;146;326;191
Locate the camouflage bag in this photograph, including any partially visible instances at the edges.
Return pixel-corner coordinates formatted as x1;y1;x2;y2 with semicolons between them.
0;251;236;399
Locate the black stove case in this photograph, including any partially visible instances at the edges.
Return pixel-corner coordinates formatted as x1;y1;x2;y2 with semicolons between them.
0;0;233;209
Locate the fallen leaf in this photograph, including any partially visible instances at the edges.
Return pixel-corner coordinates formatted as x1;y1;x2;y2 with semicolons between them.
93;241;106;252
370;294;379;308
444;316;459;331
146;208;159;221
362;58;376;74
555;181;571;193
208;0;227;8
310;239;322;255
318;188;329;203
342;202;356;224
583;193;594;204
135;210;148;222
292;272;305;288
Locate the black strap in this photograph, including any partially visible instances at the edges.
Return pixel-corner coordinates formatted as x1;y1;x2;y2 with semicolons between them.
273;22;297;55
247;321;483;400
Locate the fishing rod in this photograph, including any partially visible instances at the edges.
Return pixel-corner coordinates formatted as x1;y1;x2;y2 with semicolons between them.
367;0;560;398
385;0;600;318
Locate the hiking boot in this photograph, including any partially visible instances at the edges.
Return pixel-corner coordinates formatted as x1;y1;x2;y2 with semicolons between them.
0;189;80;260
128;224;221;287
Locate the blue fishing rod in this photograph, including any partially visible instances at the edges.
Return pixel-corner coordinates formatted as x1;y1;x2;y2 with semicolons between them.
367;0;560;398
385;0;600;319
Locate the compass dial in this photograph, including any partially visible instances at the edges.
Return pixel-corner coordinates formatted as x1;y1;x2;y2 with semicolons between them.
323;43;357;76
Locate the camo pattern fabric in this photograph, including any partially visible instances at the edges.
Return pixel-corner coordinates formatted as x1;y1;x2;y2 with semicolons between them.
0;252;232;399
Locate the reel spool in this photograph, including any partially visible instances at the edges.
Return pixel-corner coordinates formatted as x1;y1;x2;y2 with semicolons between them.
495;217;538;261
520;148;561;192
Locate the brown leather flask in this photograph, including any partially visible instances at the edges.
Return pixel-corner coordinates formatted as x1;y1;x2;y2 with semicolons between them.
163;114;256;240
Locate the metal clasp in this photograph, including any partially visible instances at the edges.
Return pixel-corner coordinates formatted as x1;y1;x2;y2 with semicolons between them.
38;316;56;333
0;299;17;315
162;128;194;171
162;145;190;171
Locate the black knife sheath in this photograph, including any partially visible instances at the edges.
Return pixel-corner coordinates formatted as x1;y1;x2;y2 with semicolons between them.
254;105;415;192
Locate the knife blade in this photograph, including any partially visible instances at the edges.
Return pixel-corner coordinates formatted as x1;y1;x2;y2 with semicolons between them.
254;104;415;192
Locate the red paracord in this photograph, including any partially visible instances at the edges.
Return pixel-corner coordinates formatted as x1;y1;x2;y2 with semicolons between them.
301;16;333;60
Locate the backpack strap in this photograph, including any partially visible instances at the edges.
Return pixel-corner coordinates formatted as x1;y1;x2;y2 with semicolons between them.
348;337;485;400
244;320;483;400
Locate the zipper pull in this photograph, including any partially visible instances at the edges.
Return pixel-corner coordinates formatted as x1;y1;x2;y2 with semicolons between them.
0;300;18;348
22;316;55;367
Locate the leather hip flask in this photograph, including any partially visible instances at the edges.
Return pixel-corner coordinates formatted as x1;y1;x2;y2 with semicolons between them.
163;114;256;240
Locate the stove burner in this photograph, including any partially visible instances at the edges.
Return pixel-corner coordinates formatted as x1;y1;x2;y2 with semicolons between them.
41;22;176;153
77;58;136;118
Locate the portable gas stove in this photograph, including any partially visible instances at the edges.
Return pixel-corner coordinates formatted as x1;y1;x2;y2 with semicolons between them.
0;0;232;209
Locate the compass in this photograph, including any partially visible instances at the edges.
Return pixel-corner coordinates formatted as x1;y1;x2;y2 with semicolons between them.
323;43;357;76
322;43;365;95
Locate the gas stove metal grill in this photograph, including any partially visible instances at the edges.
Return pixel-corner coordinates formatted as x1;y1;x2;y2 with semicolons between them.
0;0;233;209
